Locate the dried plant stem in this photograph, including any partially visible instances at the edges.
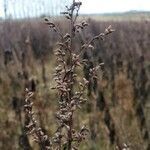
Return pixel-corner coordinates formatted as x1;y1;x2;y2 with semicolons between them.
23;1;114;149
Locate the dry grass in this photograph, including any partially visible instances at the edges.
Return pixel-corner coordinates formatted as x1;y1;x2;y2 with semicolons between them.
0;5;150;150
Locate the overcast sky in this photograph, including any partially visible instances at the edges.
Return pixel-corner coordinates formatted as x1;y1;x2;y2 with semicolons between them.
80;0;150;14
0;0;150;18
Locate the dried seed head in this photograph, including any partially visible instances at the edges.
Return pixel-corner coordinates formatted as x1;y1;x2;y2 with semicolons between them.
44;17;49;22
82;21;88;27
105;25;115;35
63;33;71;39
88;44;94;50
83;78;89;85
65;15;71;20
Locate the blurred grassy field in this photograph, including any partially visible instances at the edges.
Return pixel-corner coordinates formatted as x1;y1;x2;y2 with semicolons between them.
80;11;150;21
0;13;150;149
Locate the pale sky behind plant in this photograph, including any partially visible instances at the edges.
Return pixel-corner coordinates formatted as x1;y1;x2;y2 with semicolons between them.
0;0;150;18
80;0;150;14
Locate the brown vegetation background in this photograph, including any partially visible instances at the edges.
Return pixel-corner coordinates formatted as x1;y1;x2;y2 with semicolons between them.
0;18;150;149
